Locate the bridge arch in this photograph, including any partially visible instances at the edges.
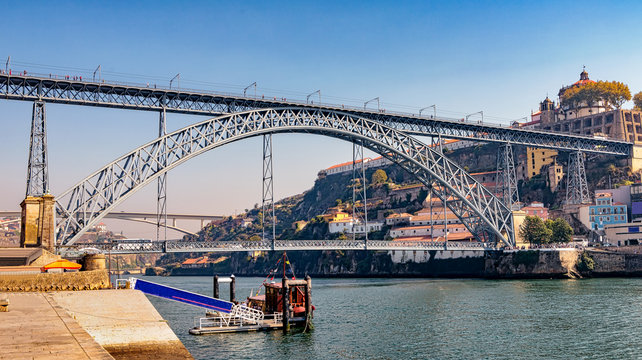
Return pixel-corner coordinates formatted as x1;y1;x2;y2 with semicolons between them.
55;108;514;246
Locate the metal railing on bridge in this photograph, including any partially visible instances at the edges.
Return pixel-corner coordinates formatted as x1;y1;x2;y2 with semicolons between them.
61;240;496;254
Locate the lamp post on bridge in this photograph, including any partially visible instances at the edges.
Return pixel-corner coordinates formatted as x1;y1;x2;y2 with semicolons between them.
306;90;321;104
419;105;436;118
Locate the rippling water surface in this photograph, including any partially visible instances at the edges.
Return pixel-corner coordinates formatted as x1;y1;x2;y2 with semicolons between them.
142;276;642;359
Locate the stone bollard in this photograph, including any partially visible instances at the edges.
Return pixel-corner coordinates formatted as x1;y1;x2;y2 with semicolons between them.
82;254;107;271
0;298;9;312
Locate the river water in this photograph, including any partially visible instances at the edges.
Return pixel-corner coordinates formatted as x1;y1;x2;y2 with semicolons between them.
142;276;642;359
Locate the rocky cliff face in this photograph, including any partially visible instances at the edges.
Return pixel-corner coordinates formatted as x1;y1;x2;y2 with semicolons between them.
484;250;580;279
587;250;642;276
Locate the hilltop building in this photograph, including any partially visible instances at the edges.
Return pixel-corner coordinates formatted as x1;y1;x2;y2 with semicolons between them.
515;68;642;170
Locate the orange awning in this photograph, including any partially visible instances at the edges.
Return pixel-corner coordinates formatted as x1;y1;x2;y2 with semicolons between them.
42;259;82;271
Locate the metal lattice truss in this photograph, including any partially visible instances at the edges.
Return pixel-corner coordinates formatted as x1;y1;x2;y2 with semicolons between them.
62;239;495;254
26;101;49;196
495;144;519;209
0;74;631;155
352;141;368;242
566;151;591;204
54;107;514;247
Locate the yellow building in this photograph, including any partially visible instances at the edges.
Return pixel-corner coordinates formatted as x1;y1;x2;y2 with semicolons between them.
527;147;558;179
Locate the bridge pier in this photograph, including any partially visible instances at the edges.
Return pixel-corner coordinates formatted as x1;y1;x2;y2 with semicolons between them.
495;143;519;209
21;100;55;251
157;108;167;241
565;151;590;204
20;194;55;250
352;140;368;245
262;134;276;249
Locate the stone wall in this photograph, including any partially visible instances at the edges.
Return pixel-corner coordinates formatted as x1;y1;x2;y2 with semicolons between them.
0;269;110;291
484;250;580;279
588;250;642;276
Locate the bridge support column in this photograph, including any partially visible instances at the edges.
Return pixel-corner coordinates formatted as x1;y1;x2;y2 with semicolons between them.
495;143;519;209
262;134;276;250
26;101;49;197
157;108;168;241
21;101;55;251
20;194;55;250
565;151;590;204
352;141;368;246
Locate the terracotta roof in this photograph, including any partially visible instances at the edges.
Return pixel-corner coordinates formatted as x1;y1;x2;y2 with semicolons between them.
392;236;436;242
182;258;200;265
392;224;467;231
386;213;412;219
573;79;596;86
326;158;368;170
442;232;475;241
470;171;497;176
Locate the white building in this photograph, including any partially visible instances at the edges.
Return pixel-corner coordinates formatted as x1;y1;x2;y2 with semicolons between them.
328;217;384;234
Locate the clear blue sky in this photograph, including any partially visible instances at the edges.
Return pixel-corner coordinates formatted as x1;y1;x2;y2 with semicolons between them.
2;0;642;238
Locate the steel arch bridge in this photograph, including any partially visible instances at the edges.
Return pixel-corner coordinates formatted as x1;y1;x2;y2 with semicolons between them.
55;107;514;247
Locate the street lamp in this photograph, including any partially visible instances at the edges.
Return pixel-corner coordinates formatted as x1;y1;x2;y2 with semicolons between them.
243;82;257;97
306;90;321;104
364;97;380;111
419;105;436;118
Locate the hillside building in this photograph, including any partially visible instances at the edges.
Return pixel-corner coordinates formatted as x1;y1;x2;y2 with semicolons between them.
579;192;628;231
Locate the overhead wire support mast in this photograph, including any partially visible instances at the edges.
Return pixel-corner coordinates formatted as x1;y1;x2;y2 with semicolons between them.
262;134;276;250
306;90;321;104
243;82;257;98
26;100;49;197
157;108;167;241
419;105;436;118
364;97;380;111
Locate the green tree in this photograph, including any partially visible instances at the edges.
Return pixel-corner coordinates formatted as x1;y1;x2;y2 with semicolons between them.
546;218;573;243
519;216;552;244
604;81;631;109
561;80;631;110
634;91;642;110
371;169;388;185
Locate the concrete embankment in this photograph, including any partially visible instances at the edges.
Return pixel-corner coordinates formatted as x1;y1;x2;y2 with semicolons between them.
50;290;192;359
0;289;192;359
0;292;114;359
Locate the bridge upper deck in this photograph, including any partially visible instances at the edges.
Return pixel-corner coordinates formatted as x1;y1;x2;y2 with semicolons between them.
0;73;632;155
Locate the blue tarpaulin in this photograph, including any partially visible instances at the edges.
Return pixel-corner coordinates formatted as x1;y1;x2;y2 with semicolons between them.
133;278;234;313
